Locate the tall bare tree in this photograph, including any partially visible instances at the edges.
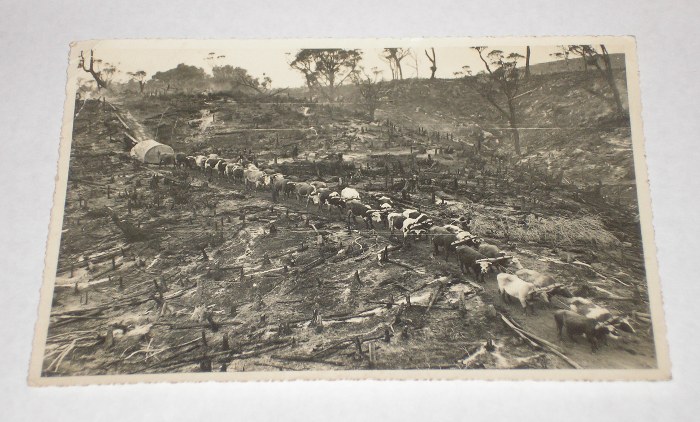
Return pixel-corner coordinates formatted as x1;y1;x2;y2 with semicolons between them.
470;47;525;155
406;50;421;78
353;67;389;122
567;45;626;117
78;50;116;90
382;48;411;80
525;46;531;79
425;48;437;79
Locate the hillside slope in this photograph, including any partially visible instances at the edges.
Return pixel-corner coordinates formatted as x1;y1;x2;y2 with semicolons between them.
367;70;634;202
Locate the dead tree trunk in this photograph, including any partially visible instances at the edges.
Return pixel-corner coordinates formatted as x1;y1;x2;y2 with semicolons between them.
79;50;108;90
425;48;437;80
507;100;522;156
525;46;531;79
599;45;625;117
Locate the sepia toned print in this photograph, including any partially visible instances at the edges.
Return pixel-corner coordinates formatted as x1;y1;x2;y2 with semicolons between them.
29;37;669;385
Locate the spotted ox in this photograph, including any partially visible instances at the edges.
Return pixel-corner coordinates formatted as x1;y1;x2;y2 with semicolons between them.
194;155;208;171
401;213;433;243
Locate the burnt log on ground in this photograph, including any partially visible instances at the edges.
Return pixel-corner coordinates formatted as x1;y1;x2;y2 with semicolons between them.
500;313;582;369
106;207;148;242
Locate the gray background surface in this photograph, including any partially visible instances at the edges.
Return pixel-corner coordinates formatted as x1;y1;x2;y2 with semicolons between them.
0;1;697;420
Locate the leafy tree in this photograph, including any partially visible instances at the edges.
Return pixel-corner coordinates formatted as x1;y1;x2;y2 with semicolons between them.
211;65;280;96
290;49;362;101
470;47;525;155
453;65;473;79
352;67;390;122
78;50;117;90
566;45;626;117
151;64;208;94
382;48;411;80
127;70;147;93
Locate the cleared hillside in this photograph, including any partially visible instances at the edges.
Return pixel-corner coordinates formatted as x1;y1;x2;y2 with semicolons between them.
364;69;634;202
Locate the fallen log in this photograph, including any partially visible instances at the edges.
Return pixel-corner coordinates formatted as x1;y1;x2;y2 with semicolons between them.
129;344;204;374
384;259;420;272
365;300;396;307
51;285;195;318
500;314;540;349
152;321;243;330
160;340;295;372
423;281;445;319
246;267;286;277
51;311;107;328
609;276;632;287
298;257;325;274
463;280;484;292
310;333;385;360
106;207;148;242
285;306;387;326
590;285;635;301
500;314;582;369
476;255;514;264
271;355;347;367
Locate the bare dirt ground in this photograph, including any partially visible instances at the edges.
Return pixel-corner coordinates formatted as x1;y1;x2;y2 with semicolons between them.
40;96;656;376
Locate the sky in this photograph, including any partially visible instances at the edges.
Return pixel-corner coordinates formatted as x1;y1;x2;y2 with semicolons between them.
72;40;627;89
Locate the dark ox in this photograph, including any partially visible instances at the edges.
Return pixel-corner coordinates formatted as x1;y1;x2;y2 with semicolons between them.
159;153;176;167
271;178;291;202
232;167;244;183
455;245;493;283
429;226;458;261
174;153;188;168
316;189;345;215
554;310;613;353
346;200;376;229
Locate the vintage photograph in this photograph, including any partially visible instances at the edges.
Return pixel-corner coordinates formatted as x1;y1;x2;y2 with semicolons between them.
29;37;669;384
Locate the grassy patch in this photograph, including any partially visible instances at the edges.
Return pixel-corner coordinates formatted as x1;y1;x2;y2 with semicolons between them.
472;214;620;247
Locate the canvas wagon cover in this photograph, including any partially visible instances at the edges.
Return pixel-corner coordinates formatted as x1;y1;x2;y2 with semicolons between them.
130;139;175;164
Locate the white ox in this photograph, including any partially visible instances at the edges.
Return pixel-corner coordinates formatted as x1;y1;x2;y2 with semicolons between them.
496;273;539;315
340;187;361;202
244;168;266;189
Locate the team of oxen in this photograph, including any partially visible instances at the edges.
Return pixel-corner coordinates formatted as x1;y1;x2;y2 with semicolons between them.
160;152;636;354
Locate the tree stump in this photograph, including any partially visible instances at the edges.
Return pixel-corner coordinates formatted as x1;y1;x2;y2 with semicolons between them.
103;327;114;349
368;342;377;368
